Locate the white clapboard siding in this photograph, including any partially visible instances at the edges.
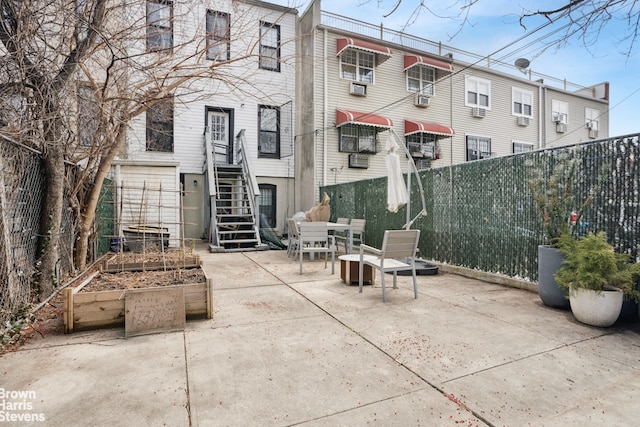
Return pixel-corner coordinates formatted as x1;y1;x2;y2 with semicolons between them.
117;164;180;247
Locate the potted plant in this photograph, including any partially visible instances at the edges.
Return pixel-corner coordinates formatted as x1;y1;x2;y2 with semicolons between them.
529;157;578;308
554;232;640;327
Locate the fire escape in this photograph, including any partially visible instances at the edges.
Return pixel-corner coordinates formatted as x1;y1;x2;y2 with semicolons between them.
204;129;265;252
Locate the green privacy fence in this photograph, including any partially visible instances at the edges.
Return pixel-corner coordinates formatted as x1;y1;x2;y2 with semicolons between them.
322;134;640;282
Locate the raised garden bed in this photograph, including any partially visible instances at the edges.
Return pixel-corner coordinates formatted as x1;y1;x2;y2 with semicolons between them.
63;252;212;334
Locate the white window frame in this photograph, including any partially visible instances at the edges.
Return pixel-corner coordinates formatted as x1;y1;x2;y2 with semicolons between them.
339;49;375;84
551;99;568;124
147;0;173;53
512;88;533;117
585;107;600;130
512;140;534;154
259;22;280;72
406;65;435;96
465;76;491;109
206;10;230;61
466;134;492;161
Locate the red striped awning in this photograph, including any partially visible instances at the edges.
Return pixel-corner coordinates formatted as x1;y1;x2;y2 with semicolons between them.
403;55;453;73
404;119;455;137
337;38;392;63
336;109;393;129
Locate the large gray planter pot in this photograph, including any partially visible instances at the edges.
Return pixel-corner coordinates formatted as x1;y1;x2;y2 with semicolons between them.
537;245;570;309
569;287;623;327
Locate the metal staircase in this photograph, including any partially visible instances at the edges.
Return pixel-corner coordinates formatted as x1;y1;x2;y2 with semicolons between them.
204;129;265;252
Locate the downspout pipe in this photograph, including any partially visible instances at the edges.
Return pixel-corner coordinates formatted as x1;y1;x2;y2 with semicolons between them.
323;28;328;190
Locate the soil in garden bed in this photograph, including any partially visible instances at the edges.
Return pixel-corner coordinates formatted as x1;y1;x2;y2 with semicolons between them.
80;268;207;292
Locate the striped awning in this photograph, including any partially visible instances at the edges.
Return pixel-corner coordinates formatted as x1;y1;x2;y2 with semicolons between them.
403;54;453;73
337;37;393;63
404;119;455;137
336;109;393;129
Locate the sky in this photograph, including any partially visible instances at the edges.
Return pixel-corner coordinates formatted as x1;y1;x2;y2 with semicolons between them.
276;0;640;137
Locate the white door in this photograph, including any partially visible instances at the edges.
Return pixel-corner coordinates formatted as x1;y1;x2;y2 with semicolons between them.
208;111;230;164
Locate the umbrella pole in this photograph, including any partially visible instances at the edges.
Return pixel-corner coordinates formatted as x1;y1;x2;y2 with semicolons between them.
390;129;427;229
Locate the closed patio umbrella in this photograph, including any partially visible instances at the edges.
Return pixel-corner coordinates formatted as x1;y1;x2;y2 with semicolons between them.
385;135;409;213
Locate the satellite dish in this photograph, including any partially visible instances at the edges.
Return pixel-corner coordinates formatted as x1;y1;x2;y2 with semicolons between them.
515;58;530;69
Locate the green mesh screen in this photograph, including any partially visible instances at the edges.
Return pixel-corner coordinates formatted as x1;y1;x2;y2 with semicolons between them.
323;135;640;282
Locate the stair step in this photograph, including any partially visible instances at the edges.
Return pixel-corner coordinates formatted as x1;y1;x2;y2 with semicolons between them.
220;238;259;244
218;223;255;229
219;230;256;236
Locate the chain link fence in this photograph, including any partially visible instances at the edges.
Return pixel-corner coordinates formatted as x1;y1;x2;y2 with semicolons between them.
323;134;640;282
0;138;45;325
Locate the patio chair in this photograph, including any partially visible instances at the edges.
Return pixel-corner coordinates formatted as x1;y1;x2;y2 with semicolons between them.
336;218;365;253
298;222;336;274
358;229;420;302
287;218;300;258
331;217;349;250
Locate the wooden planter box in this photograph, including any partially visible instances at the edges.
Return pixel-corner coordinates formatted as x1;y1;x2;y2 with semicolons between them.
100;254;201;273
63;267;212;334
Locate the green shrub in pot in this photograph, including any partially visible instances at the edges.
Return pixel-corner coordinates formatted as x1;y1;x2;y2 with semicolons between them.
554;232;640;326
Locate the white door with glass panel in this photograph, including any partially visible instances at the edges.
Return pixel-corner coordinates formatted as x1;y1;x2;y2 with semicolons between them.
208;111;230;164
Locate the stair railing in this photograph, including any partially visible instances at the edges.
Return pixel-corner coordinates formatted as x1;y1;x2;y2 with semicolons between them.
235;130;261;244
203;126;220;245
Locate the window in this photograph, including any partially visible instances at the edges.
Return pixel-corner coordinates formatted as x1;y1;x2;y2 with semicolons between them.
551;99;568;124
466;135;492;161
147;0;173;52
465;76;490;108
513;141;533;154
340;49;374;83
258;105;279;158
206;10;230;61
585;107;600;130
258;184;277;228
512;88;533;117
259;22;280;71
406;133;437;158
407;65;435;95
339;124;379;153
146;96;174;152
77;85;101;147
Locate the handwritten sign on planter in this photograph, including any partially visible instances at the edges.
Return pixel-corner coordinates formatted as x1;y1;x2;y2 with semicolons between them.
125;287;186;337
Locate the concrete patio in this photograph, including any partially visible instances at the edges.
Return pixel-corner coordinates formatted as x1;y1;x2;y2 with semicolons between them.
1;246;639;426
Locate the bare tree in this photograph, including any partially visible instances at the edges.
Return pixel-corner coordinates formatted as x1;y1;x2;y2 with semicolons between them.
0;0;295;296
378;0;640;56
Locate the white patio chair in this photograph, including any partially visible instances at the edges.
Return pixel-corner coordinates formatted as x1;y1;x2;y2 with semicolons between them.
298;222;336;274
336;218;365;253
287;218;300;258
358;229;421;302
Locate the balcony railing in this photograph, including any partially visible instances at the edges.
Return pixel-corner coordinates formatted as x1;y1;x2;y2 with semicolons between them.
320;10;587;92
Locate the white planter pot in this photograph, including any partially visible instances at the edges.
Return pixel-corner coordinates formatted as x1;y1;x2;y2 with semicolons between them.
569;287;623;327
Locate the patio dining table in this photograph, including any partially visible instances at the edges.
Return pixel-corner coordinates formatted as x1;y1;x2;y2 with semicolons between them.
297;221;354;255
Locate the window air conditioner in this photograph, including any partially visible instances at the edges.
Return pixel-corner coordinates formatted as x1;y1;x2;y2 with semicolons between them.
556;123;567;133
589;129;599;139
350;82;367;97
517;116;529;126
552;113;564;123
471;107;486;118
348;153;369;169
585;121;594;129
414;94;430;108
